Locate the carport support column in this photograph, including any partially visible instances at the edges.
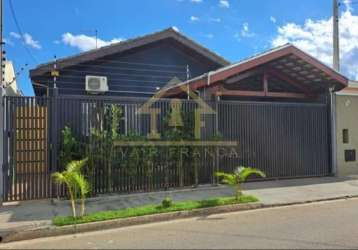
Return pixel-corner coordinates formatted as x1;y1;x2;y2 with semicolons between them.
330;88;337;176
214;95;220;185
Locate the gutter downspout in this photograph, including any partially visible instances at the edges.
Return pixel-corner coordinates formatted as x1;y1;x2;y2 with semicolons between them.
330;86;337;176
206;71;213;101
207;71;212;86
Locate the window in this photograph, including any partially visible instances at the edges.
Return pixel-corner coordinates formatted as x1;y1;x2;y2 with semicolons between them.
343;129;349;144
345;150;356;162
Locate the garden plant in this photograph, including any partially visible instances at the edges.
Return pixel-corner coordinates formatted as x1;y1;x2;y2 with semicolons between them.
215;167;266;201
52;158;90;217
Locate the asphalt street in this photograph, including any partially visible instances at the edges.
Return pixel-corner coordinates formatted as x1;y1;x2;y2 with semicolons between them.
2;198;358;249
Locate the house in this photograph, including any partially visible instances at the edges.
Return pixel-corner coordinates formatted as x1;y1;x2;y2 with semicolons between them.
30;32;350;179
336;81;358;176
29;28;229;97
3;28;352;202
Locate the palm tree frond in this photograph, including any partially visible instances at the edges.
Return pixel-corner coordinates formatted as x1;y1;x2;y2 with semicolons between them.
52;172;66;184
239;167;266;182
215;172;237;185
73;174;91;196
66;158;88;173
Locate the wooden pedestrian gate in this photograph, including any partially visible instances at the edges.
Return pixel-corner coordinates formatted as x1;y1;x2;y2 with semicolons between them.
3;97;51;201
2;95;332;202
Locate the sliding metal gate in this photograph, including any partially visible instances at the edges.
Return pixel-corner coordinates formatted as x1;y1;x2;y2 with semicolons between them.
218;101;330;178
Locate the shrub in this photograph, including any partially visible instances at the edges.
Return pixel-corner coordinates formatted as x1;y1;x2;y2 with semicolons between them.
161;197;173;208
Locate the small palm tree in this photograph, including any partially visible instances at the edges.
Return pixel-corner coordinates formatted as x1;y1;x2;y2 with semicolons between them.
215;167;266;201
52;158;89;218
52;170;78;217
73;173;90;217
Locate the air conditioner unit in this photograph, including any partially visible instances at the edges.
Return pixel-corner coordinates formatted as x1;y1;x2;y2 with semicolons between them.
85;75;108;94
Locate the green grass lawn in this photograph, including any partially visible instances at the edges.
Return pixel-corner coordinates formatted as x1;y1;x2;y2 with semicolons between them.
53;195;258;227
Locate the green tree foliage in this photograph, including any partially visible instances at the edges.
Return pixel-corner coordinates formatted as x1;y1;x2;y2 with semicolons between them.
163;105;196;187
59;126;80;168
88;104;123;191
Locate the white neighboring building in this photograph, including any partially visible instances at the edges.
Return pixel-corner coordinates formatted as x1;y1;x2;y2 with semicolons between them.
3;61;22;96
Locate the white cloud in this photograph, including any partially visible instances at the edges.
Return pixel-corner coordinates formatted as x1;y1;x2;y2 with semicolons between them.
190;16;199;22
190;0;202;3
272;9;358;80
241;22;255;38
10;31;41;49
210;17;221;23
62;33;124;51
23;33;41;49
10;32;21;39
343;0;353;11
219;0;229;8
270;16;277;24
172;26;180;32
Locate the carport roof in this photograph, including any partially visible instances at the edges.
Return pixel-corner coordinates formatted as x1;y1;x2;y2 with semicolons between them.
162;44;348;96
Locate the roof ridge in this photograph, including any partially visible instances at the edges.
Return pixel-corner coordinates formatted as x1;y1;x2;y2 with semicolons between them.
34;28;176;69
31;27;230;76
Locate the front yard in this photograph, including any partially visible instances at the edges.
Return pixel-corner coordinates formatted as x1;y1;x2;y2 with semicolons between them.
53;195;258;226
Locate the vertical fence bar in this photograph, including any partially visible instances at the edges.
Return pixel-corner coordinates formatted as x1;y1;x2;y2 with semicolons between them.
0;88;4;204
50;89;59;199
2;96;8;202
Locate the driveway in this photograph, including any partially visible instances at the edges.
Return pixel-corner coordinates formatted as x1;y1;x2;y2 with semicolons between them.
2;198;358;249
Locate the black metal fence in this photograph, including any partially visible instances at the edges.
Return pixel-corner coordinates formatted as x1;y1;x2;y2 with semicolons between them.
2;95;330;201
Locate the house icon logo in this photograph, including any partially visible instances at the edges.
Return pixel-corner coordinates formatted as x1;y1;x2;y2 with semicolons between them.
136;82;216;140
114;81;237;148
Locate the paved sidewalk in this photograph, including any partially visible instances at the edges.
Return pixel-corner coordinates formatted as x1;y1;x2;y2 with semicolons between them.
1;176;358;232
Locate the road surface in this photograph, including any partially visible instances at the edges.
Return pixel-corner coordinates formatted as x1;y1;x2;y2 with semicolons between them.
2;199;358;249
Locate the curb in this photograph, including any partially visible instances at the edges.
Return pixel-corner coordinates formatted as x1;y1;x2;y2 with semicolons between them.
262;195;358;208
2;195;358;244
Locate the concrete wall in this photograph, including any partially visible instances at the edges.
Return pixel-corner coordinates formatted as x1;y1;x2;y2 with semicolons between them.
336;93;358;176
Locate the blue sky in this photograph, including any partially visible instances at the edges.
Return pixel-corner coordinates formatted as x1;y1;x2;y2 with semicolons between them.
4;0;357;96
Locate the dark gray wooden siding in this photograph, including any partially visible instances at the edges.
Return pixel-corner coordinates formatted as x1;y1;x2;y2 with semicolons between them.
33;39;222;97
